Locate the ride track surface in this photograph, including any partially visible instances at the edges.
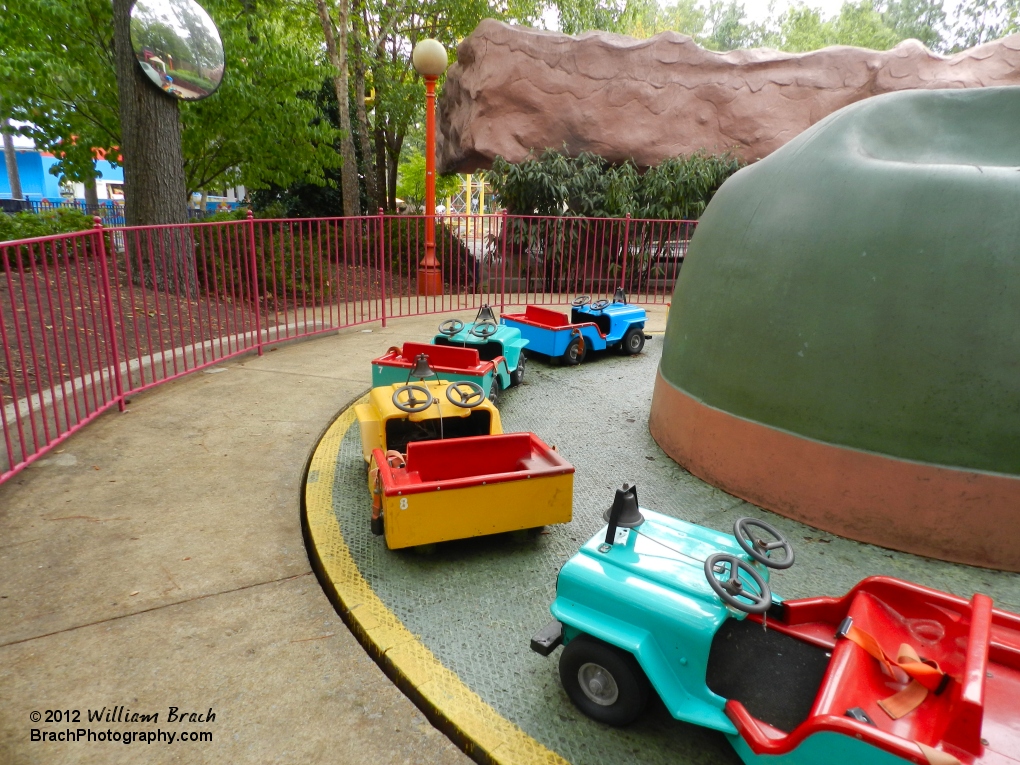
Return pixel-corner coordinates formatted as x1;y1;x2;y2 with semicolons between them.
303;338;1020;765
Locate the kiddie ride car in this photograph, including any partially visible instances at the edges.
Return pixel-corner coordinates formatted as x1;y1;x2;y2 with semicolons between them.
501;289;647;366
372;342;508;405
531;485;1020;765
368;433;574;550
433;305;528;393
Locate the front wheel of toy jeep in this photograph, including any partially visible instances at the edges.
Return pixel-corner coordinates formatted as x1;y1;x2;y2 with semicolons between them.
559;635;650;726
621;326;645;355
488;379;499;407
511;355;526;386
562;337;586;366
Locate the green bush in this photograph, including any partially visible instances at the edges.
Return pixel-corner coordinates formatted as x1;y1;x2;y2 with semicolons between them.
634;153;743;220
0;208;94;243
167;68;216;94
483;149;742;293
485;149;742;220
194;219;338;309
0;208;96;270
201;208;249;223
382;217;476;292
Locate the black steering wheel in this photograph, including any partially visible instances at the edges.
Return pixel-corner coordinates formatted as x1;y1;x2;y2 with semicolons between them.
438;319;464;337
446;381;485;408
734;518;795;570
571;295;591;307
470;321;498;339
590;299;611;311
391;384;434;413
704;553;772;614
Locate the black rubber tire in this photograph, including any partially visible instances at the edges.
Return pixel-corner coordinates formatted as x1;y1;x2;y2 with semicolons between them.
511;355;526;386
621;326;645;355
488;379;499;407
562;337;586;366
559;635;651;726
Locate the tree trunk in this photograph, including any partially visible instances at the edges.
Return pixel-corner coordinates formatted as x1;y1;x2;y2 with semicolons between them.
83;176;99;212
314;0;361;218
388;148;398;212
112;0;195;294
374;122;387;211
350;2;377;209
385;129;404;212
2;117;24;201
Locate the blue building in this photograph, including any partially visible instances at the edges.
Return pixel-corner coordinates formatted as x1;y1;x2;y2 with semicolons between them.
2;133;243;211
1;133;125;203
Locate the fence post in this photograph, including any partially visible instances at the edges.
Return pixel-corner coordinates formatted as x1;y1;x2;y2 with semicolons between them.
378;208;387;328
621;212;631;296
246;210;263;355
499;210;508;312
94;217;125;411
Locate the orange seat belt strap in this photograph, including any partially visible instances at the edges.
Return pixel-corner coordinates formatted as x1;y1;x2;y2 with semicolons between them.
837;618;949;719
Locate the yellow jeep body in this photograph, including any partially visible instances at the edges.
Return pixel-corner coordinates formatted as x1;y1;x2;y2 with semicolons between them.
354;380;503;464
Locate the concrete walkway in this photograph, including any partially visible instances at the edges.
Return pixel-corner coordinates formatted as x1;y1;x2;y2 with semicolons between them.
0;312;507;765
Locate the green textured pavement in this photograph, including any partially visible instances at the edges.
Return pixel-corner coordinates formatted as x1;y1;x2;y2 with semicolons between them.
330;335;1020;765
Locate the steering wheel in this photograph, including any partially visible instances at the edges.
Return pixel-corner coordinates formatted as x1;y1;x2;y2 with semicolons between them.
469;321;498;339
438;319;464;337
734;518;795;570
391;384;434;413
446;381;485;408
571;295;591;307
704;553;771;614
590;299;611;311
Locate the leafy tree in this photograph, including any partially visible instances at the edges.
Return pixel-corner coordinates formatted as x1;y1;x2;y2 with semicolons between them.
777;5;831;51
831;1;903;49
182;1;340;199
881;0;947;49
0;0;120;195
315;0;362;217
248;78;370;218
0;0;340;218
700;1;759;50
395;152;461;211
951;0;1019;50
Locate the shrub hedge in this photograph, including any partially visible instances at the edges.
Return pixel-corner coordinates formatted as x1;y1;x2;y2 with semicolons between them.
0;208;96;270
485;149;742;220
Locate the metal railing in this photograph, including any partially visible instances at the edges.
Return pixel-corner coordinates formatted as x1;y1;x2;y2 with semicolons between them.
1;211;694;483
2;200;225;226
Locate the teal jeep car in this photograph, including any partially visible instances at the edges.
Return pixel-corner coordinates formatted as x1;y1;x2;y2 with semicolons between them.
532;485;1020;765
432;305;528;393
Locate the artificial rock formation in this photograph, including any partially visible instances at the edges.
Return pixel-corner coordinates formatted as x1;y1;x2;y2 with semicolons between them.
437;19;1020;172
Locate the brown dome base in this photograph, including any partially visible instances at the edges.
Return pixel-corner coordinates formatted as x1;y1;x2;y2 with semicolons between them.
649;371;1020;572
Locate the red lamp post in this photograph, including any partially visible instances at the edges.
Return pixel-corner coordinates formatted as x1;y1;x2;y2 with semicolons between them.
412;39;448;296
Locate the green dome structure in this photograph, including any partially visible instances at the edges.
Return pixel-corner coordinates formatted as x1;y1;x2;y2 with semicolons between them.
649;86;1020;572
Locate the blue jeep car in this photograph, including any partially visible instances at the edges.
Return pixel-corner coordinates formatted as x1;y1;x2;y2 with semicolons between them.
501;289;647;365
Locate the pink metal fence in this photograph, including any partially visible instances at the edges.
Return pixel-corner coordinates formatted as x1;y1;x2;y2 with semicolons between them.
1;211;694;483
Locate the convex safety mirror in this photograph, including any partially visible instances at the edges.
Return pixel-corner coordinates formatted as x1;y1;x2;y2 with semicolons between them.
130;0;224;101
